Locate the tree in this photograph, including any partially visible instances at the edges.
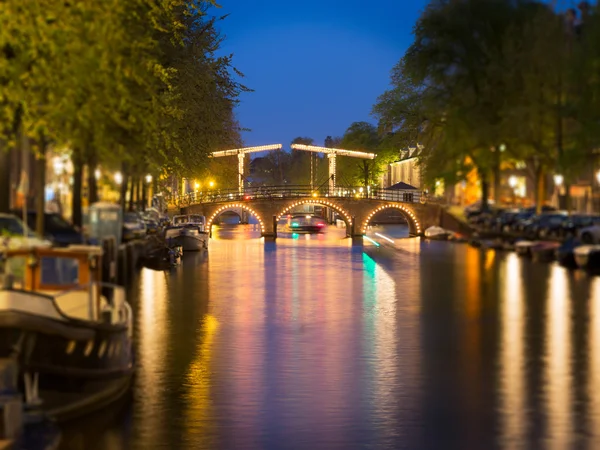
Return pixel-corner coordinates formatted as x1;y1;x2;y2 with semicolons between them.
373;0;540;209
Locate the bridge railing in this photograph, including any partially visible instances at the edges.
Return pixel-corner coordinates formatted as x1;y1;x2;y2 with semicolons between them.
168;185;424;207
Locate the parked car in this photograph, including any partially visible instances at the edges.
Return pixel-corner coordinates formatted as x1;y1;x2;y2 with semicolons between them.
578;222;600;245
0;213;51;248
522;212;568;239
12;210;84;247
547;214;600;240
491;209;520;232
123;212;147;242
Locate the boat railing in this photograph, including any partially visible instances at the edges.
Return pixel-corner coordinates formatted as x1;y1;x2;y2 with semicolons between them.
49;281;130;328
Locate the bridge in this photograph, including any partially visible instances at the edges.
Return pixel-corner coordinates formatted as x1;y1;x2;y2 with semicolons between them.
172;186;448;239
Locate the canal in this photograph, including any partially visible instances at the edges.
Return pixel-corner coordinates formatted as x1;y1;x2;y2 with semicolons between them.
60;224;600;449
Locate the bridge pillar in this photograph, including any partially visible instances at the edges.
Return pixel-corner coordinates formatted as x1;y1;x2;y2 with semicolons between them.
260;215;277;240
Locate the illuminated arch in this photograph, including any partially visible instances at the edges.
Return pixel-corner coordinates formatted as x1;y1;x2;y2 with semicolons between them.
361;204;422;236
276;199;353;226
206;203;265;234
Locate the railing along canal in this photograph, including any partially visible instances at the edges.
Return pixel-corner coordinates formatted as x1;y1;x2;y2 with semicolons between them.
168;185;425;207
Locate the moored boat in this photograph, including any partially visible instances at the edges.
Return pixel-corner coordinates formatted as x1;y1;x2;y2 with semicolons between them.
515;240;536;257
165;215;208;252
556;238;581;268
574;245;600;270
424;226;452;240
531;241;560;263
0;245;134;421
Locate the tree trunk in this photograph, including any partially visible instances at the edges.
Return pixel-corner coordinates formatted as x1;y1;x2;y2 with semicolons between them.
535;166;545;214
0;141;10;213
35;147;46;236
87;150;98;204
128;176;135;211
481;175;489;211
141;178;147;211
72;150;84;227
493;155;501;204
119;163;128;212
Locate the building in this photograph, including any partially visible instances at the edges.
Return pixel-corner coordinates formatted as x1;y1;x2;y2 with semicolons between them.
379;146;422;189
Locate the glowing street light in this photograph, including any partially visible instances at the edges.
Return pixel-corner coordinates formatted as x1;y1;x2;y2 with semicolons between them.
194;181;200;190
554;174;564;186
209;181;215;188
509;175;518;188
94;168;101;180
145;174;152;184
114;172;123;185
596;169;600;185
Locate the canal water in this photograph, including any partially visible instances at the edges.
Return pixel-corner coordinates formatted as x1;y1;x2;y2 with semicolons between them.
60;225;600;450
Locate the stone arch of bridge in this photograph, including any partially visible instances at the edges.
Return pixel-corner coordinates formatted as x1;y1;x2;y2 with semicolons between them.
360;203;422;236
205;203;266;235
276;199;353;236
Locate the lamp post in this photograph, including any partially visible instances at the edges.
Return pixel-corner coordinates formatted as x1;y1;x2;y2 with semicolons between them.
114;172;123;186
509;175;518;206
553;174;564;209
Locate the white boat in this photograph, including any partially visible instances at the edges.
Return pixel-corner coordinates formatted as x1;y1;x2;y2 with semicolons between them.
574;245;600;270
165;214;208;252
424;226;451;240
515;240;536;257
0;245;134;421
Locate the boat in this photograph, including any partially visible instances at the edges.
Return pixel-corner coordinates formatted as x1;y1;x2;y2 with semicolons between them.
424;226;452;240
574;245;600;270
285;214;327;233
531;241;560;263
0;245;134;422
515;240;536;257
556;238;581;268
0;358;61;449
142;236;182;270
165;215;208;252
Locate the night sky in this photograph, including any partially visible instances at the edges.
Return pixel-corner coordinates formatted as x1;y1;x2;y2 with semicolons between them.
217;0;429;149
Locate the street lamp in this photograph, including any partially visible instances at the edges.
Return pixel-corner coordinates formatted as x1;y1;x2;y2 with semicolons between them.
509;175;518;205
553;174;564;209
145;174;152;184
554;174;564;186
114;172;123;185
194;181;200;190
596;169;600;185
209;181;215;188
94;169;101;180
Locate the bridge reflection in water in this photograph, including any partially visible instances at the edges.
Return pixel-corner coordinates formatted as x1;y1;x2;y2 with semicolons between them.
60;225;600;450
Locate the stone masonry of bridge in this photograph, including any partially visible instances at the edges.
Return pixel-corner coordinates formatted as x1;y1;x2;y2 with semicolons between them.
182;197;446;238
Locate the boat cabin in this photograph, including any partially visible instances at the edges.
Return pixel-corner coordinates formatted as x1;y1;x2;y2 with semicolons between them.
0;246;124;323
172;215;205;230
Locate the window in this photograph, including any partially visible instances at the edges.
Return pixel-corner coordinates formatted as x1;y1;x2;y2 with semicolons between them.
40;257;79;286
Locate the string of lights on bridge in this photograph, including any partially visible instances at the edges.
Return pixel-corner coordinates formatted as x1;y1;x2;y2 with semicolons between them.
361;204;422;235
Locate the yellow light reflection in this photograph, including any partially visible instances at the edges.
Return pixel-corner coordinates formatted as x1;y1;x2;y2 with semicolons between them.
137;268;168;444
184;314;219;445
588;278;600;446
544;265;573;449
499;254;527;445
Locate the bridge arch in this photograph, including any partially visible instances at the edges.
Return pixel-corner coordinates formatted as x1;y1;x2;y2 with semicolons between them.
206;203;266;234
361;204;422;236
276;199;353;227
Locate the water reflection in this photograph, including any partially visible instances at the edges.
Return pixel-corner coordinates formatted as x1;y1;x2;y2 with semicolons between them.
588;278;600;449
60;225;600;449
499;254;527;448
544;265;573;449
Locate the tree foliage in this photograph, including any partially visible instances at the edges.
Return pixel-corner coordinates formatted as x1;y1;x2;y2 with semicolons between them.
372;0;597;209
0;0;245;216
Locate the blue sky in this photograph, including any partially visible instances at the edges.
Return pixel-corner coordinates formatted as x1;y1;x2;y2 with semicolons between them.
215;0;428;148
